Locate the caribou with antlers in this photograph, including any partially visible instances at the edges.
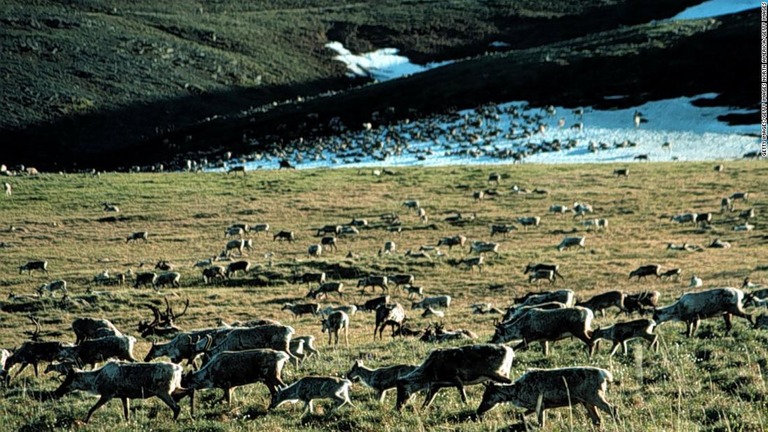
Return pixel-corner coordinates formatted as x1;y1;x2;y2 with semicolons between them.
138;298;189;338
4;316;70;382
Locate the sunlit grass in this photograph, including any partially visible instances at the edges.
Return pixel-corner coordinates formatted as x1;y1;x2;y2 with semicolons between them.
0;161;766;431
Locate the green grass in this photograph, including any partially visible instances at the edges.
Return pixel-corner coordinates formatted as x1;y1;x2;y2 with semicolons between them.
0;161;767;431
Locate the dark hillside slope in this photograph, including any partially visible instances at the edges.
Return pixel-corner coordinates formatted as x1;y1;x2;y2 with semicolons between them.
1;0;703;169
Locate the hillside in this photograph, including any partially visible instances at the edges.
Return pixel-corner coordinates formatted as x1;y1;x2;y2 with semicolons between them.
0;0;720;170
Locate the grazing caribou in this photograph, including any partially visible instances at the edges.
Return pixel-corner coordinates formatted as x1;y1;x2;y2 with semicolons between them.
436;235;466;251
629;264;661;280
273;230;296;242
293;272;326;287
492;307;594;356
126;232;148;243
55;335;138;369
373;303;406;340
653;287;752;337
307;282;344;299
179;349;289;415
357;295;390;312
19;260;48;275
477;367;618;427
395;344;514;410
576;291;627;317
622;291;660;316
197;325;296;366
55;361;184;423
72;318;120;346
591;319;658;356
524;263;564;281
346;360;418;402
358;275;389;292
281;303;320;317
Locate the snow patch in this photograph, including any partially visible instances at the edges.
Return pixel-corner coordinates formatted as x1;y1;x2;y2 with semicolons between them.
218;94;758;171
672;0;758;20
325;42;452;81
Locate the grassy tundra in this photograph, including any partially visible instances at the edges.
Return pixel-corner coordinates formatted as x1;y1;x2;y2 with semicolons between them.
0;161;766;431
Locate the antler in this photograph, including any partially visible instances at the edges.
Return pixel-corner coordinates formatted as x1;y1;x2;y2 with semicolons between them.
138;304;162;336
27;314;41;341
203;334;213;352
139;301;185;338
434;321;445;333
167;298;189;321
148;304;162;326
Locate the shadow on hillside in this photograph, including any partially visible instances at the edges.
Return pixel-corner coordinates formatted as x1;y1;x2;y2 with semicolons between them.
2;75;354;171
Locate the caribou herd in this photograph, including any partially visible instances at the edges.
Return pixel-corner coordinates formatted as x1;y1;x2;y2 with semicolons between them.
1;167;765;430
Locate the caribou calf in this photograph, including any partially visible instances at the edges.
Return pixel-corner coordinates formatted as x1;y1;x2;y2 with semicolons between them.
556;236;585;251
358;275;389;292
225;261;251;277
269;376;354;414
273;230;296;242
294;272;326;287
291;335;320;363
660;268;682;280
528;269;554;284
321;311;349;346
126;231;148;243
346;360;418;402
591;319;658;356
389;274;415;288
0;349;12;379
134;272;157;288
358;295;390;312
576;291;626;317
38;280;67;297
202;266;227;283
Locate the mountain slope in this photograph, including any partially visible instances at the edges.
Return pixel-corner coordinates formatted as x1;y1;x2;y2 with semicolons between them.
0;0;724;169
